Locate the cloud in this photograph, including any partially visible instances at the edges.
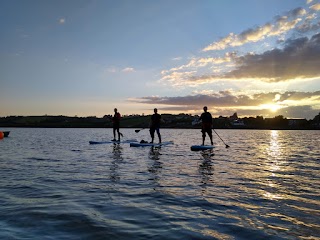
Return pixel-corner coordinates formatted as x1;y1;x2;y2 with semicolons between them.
164;53;236;73
104;66;136;73
106;67;117;73
203;7;306;51
131;90;320;106
160;52;237;86
160;2;320;87
276;105;319;119
162;33;320;85
296;17;320;33
216;105;319;119
144;3;320;120
310;3;320;11
223;33;320;81
130;91;320;118
58;18;65;24
122;67;135;72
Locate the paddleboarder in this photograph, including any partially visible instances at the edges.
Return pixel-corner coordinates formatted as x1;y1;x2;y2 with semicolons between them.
112;108;121;141
150;108;162;143
199;106;213;145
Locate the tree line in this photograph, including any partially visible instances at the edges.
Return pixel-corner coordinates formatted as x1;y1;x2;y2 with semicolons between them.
0;113;319;130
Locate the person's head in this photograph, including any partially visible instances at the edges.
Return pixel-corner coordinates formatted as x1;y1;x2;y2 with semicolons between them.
203;106;208;112
154;108;158;113
114;108;118;113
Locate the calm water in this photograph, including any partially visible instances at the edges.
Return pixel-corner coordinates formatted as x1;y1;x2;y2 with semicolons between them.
0;128;319;240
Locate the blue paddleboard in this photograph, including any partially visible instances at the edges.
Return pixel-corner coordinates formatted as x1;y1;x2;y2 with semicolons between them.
130;141;174;147
89;139;137;145
190;145;214;151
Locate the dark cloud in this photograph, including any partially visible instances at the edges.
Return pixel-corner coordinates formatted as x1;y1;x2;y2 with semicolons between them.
286;7;306;18
130;91;320;119
224;33;320;81
278;91;320;100
132;91;265;107
133;91;320;106
277;105;319;119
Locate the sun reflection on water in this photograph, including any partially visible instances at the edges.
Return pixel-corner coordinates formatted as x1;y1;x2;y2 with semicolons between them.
262;130;285;200
267;130;281;160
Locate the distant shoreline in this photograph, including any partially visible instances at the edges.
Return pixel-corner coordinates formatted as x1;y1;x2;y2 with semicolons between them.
1;114;319;130
1;126;319;131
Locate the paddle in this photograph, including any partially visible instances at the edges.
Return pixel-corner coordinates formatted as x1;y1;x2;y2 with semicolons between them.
135;128;145;133
213;129;230;148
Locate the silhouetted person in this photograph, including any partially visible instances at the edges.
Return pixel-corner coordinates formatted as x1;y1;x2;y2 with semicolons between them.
199;106;213;145
112;108;121;141
150;108;161;143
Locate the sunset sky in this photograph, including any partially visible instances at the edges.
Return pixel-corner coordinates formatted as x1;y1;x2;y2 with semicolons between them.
1;0;320;119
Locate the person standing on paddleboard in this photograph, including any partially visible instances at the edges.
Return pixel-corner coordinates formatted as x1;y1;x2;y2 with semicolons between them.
199;106;213;145
150;108;162;143
112;108;121;141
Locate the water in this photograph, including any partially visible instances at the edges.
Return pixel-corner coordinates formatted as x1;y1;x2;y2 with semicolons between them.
0;128;319;240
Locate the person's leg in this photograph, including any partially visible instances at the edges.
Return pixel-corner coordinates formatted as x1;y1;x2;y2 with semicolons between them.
208;129;213;145
113;127;116;141
156;128;161;143
202;129;206;145
117;127;120;141
150;128;155;143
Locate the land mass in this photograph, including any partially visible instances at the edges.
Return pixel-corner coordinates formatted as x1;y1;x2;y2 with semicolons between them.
1;113;320;130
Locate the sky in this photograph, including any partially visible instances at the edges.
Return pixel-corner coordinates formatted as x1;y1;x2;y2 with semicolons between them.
1;0;320;119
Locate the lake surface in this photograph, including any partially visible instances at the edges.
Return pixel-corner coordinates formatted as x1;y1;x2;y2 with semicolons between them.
0;128;319;240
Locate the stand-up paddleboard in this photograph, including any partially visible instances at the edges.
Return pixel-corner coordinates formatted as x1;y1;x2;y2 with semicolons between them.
191;145;214;151
89;139;137;145
130;141;174;147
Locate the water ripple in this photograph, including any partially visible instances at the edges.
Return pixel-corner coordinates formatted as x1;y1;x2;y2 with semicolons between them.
0;128;319;239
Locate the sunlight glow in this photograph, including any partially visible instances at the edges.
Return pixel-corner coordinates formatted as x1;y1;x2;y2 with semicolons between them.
259;103;283;112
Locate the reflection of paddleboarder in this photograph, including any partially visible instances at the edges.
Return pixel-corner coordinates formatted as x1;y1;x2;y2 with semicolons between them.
112;108;122;141
150;108;162;143
199;106;213;145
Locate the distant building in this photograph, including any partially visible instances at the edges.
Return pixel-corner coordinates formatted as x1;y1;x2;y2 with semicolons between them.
231;119;245;126
192;118;200;126
229;112;238;121
229;112;245;126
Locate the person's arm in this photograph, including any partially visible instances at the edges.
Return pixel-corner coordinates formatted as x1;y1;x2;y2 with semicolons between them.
199;113;203;121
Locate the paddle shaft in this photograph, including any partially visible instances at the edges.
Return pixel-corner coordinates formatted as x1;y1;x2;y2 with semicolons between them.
213;129;230;148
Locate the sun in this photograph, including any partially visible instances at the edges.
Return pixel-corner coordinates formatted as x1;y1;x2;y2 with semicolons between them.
270;105;281;112
260;103;282;112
